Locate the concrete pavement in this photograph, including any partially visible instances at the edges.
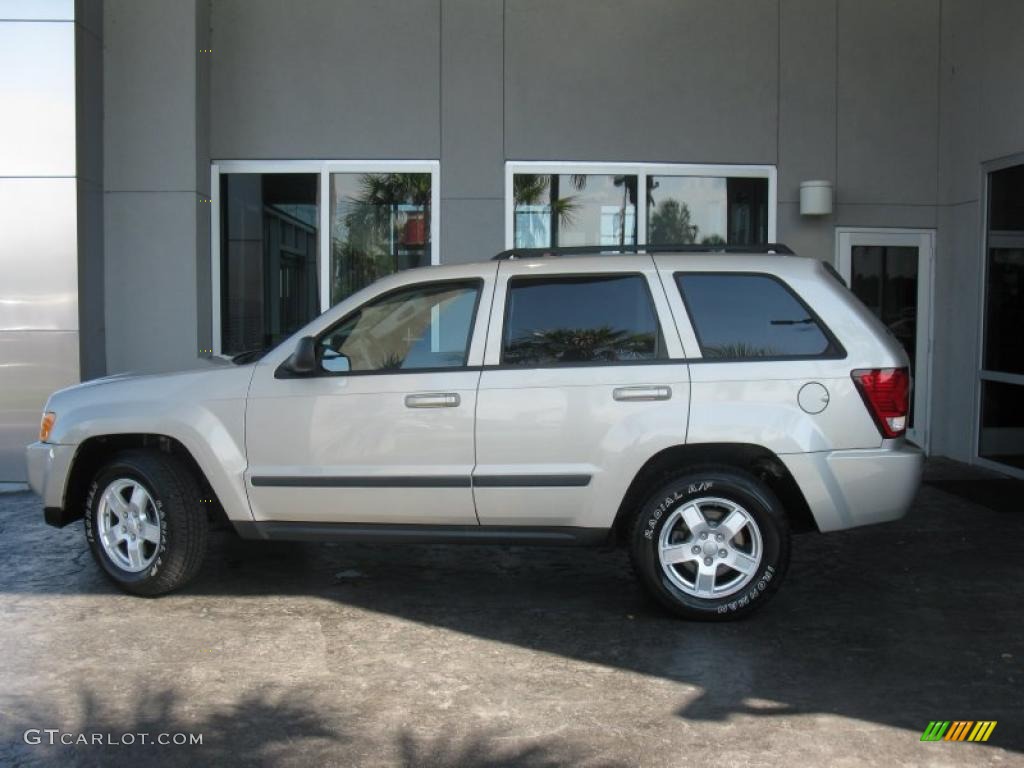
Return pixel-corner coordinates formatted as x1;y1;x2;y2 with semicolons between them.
0;459;1020;766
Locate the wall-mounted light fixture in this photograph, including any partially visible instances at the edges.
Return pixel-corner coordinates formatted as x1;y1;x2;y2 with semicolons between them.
800;180;833;216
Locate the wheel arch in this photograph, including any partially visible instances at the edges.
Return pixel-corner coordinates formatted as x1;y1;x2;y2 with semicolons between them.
62;434;228;528
611;443;817;544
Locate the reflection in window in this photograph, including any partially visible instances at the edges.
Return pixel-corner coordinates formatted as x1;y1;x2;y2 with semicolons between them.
677;274;833;359
318;281;478;372
502;275;664;366
513;174;637;248
219;173;319;356
647;176;768;245
330;173;432;304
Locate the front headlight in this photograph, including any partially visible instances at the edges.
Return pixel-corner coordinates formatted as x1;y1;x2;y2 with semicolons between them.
39;412;56;442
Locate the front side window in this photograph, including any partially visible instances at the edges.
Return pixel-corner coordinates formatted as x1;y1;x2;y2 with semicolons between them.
501;275;665;366
677;274;835;359
318;281;479;373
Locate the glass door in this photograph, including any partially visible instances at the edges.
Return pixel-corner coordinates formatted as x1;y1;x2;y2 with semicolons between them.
979;161;1024;475
837;228;934;449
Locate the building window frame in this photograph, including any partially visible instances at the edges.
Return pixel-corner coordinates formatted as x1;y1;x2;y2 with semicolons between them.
975;152;1024;479
210;159;440;357
503;161;777;249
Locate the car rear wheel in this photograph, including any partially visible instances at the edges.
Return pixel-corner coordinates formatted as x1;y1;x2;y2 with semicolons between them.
84;450;208;596
629;465;789;620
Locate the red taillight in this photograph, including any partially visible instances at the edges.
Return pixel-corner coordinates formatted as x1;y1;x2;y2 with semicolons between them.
851;367;910;438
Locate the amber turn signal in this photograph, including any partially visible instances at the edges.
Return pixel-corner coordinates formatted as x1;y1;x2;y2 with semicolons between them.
39;412;56;442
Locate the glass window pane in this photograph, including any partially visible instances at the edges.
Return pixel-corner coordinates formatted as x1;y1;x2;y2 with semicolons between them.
647;176;768;245
501;275;665;366
677;274;833;359
513;174;637;248
850;244;920;426
330;173;432;305
983;248;1024;375
989;164;1024;231
979;380;1024;470
220;173;319;356
851;245;918;367
319;281;478;372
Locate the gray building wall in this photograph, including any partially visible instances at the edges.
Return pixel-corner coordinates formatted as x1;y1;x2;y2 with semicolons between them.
103;0;209;373
86;0;1021;467
931;0;1024;462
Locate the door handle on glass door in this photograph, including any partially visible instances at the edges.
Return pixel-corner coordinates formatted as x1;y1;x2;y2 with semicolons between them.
612;385;672;402
404;393;461;408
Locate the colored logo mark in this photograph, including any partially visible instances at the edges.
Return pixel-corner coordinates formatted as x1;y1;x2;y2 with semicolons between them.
921;721;997;742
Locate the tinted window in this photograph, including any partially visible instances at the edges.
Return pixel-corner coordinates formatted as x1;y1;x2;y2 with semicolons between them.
677;274;834;359
318;281;479;373
220;173;319;356
502;275;665;366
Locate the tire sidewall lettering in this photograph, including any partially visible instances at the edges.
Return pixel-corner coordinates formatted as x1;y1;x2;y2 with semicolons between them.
716;565;776;614
643;481;714;540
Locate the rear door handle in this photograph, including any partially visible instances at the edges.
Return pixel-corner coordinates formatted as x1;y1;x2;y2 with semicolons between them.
405;392;461;408
613;385;672;402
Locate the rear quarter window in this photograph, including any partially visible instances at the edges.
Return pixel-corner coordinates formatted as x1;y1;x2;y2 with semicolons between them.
675;273;841;360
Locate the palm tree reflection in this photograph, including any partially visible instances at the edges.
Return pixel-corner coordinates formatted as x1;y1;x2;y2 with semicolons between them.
504;326;657;365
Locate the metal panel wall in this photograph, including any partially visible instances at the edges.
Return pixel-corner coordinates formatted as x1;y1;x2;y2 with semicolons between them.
0;8;80;481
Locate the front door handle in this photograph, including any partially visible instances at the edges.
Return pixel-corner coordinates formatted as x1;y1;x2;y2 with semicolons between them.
613;385;672;402
405;392;461;408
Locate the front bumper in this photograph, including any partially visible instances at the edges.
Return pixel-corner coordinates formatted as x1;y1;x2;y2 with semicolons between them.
25;442;77;526
780;442;924;533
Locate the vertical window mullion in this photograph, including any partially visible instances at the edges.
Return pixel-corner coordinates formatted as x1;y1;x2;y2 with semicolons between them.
431;164;440;265
210;164;222;355
319;168;330;312
637;171;648;246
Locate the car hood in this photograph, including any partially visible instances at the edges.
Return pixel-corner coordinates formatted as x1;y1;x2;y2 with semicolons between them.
45;360;257;416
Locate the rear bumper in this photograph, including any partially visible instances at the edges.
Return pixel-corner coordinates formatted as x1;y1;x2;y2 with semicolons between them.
25;442;76;526
779;442;924;532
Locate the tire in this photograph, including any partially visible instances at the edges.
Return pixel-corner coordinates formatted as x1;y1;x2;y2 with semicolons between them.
629;465;789;620
84;450;208;596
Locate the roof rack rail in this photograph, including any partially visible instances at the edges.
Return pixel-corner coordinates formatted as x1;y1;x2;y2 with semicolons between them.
491;243;795;260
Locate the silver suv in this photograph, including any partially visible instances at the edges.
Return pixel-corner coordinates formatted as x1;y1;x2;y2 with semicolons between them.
26;244;922;619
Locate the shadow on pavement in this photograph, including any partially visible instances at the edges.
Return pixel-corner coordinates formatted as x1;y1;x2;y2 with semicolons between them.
0;685;613;767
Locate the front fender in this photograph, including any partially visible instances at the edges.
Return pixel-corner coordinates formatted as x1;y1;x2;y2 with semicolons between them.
45;366;255;523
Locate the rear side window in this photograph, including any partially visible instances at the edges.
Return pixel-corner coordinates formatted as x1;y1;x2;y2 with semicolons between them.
676;273;838;359
502;274;666;366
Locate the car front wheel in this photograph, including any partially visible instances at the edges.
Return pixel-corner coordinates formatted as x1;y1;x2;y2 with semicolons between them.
630;466;790;620
84;450;208;596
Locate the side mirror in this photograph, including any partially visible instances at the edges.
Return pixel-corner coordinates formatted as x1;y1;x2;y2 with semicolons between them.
283;335;318;375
